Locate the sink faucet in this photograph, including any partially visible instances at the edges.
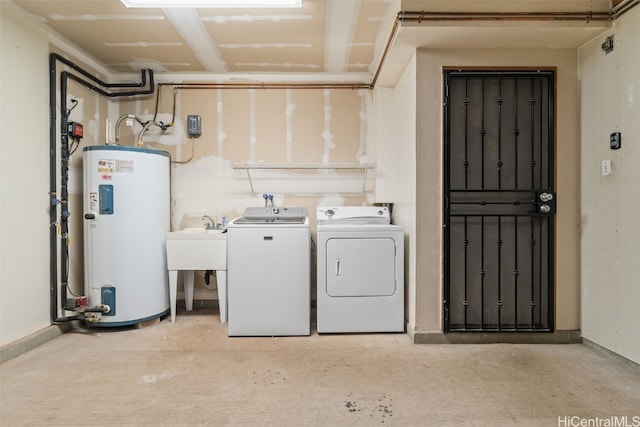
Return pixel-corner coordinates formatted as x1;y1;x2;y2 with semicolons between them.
202;215;216;230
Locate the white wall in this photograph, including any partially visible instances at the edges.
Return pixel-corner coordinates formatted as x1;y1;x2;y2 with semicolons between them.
579;7;640;364
379;54;418;333
0;5;52;346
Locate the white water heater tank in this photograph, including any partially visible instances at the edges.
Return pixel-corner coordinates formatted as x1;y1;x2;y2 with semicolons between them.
83;146;170;326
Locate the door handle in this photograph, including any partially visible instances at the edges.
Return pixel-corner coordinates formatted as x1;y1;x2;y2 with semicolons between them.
534;191;556;215
335;259;342;276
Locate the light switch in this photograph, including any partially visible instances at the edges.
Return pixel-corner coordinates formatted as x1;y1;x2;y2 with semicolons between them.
601;159;611;176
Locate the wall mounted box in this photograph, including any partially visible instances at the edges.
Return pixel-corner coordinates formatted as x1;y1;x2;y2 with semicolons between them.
610;132;621;150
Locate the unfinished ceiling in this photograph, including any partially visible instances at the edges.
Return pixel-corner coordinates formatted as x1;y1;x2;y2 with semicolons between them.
8;0;618;85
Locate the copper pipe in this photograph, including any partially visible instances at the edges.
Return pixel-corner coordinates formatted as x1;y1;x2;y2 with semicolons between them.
156;7;628;93
398;10;611;22
159;82;370;91
153;82;370;127
612;0;639;18
369;9;616;88
370;14;401;88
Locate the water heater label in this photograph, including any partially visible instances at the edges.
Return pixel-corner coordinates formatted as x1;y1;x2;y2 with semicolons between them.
89;192;98;212
98;159;114;173
116;159;134;173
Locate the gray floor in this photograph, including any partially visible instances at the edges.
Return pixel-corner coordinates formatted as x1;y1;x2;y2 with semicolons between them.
1;305;639;426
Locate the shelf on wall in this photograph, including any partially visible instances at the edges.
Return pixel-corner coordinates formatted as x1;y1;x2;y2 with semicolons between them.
230;163;376;194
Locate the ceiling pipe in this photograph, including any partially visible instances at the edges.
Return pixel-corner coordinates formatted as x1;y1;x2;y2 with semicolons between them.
161;82;370;90
369;17;400;89
612;0;639;18
370;5;639;88
151;82;371;131
148;4;636;92
397;10;612;22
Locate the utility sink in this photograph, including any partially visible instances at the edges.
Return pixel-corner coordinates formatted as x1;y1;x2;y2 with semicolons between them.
166;228;227;324
178;227;226;235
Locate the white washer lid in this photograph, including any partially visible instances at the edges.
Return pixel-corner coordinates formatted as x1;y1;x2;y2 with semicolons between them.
317;206;390;225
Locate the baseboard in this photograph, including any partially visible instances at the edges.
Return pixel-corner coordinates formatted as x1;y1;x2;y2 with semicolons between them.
413;330;582;344
582;338;640;369
0;322;75;364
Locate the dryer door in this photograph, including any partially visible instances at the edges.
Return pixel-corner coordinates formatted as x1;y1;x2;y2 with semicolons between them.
325;237;396;297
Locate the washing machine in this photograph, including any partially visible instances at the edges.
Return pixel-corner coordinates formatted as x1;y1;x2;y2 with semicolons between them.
227;207;310;336
316;206;404;333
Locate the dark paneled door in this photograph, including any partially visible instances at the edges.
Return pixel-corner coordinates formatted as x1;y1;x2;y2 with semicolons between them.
443;70;556;332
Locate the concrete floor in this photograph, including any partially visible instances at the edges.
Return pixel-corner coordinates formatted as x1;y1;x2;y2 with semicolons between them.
1;305;639;426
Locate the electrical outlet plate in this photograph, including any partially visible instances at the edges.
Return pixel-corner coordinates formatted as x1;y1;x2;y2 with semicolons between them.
601;159;611;176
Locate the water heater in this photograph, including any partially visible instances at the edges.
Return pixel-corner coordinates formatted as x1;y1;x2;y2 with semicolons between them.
83;146;170;326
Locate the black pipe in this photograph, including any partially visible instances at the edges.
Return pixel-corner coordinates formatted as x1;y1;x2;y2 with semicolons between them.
49;54;59;323
49;53;155;323
59;69;70;316
50;53;151;90
62;69;155;98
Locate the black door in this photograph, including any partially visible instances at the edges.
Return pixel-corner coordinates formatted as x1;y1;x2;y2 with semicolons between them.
443;70;556;332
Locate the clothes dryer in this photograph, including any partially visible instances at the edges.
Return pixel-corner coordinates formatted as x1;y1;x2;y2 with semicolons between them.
316;206;404;333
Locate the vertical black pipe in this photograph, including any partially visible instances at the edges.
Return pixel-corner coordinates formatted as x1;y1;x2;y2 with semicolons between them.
59;71;72;314
49;55;59;323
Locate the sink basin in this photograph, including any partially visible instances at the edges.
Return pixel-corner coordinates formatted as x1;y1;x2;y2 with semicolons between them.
183;227;223;233
167;227;227;240
165;227;228;324
166;229;227;267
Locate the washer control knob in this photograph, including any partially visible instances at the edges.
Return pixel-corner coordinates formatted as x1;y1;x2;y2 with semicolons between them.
273;207;280;214
325;209;335;217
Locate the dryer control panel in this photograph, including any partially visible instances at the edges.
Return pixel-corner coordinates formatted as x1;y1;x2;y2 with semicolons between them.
317;206;390;225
